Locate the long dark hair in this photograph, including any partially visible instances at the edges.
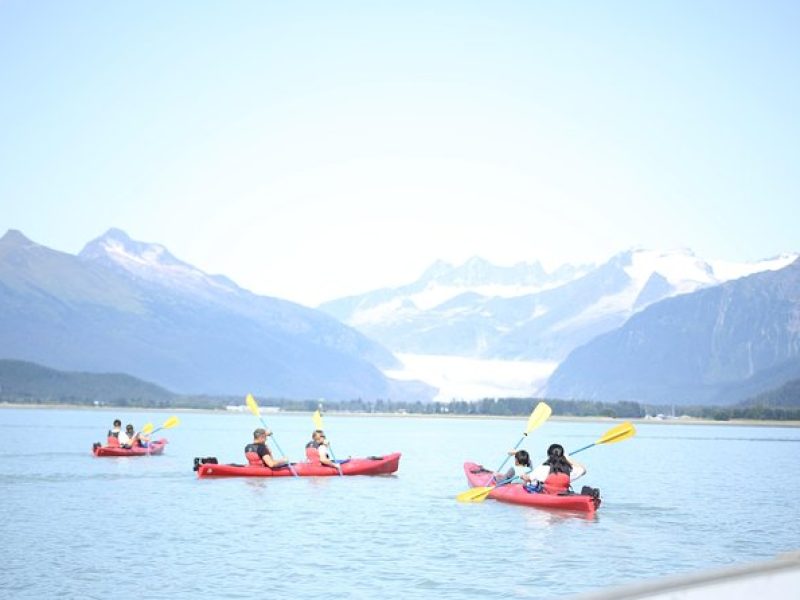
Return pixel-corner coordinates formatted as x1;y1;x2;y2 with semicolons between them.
543;443;572;475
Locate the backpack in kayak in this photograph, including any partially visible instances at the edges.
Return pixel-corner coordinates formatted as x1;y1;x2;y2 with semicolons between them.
580;485;601;500
193;456;218;472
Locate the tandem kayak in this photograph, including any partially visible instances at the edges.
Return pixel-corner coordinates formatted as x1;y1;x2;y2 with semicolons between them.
92;439;168;457
195;452;401;478
463;462;600;513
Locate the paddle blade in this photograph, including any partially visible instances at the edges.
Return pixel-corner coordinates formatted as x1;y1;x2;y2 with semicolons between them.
246;393;260;418
312;409;324;431
597;421;636;446
524;402;552;435
456;486;495;502
141;423;154;435
161;416;180;430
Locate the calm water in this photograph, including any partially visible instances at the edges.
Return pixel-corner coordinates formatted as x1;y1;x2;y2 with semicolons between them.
1;408;798;599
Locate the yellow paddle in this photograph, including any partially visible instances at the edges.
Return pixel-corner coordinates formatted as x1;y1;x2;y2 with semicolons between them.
568;421;636;454
312;409;324;431
147;416;180;435
458;420;637;503
246;393;298;477
137;416;178;455
456;402;552;502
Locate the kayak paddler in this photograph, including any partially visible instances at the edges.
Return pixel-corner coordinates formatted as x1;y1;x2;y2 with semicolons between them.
305;429;340;468
523;443;587;494
245;428;289;468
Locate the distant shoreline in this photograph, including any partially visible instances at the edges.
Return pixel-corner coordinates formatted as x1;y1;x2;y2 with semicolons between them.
2;402;799;427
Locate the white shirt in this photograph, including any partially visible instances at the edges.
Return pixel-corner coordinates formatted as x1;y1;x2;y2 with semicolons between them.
118;431;132;445
318;443;331;462
512;464;532;479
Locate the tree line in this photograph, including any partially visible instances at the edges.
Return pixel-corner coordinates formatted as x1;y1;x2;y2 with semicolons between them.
4;391;799;421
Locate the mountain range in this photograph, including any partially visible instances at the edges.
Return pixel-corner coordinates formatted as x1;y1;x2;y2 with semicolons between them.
319;249;796;361
0;229;433;401
3;226;797;406
545;257;800;404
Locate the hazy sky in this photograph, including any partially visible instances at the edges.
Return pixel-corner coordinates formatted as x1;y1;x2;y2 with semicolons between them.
2;2;798;306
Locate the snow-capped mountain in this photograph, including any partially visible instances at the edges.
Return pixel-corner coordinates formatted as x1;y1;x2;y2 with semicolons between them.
321;249;797;361
318;249;797;400
321;256;591;331
79;228;241;299
546;257;800;404
0;228;433;400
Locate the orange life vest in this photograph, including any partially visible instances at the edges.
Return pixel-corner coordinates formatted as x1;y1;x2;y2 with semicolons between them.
245;452;262;466
305;446;321;463
543;472;571;494
244;442;269;466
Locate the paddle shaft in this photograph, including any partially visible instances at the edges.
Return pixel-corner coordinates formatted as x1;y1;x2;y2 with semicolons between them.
319;441;343;476
569;442;595;455
495;434;526;474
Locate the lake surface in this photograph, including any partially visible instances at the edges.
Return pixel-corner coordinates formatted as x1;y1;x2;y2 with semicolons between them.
1;408;798;599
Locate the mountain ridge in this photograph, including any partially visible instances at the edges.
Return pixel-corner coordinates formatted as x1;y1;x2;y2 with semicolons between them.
319;248;798;362
545;258;800;404
0;228;432;401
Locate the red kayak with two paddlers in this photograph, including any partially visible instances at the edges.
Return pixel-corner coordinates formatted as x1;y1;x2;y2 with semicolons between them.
194;452;401;478
92;439;168;457
463;461;600;513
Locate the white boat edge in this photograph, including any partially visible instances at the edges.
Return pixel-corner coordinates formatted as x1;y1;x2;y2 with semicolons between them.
573;550;800;600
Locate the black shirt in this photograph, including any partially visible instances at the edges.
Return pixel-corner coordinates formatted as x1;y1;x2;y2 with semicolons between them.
245;442;272;461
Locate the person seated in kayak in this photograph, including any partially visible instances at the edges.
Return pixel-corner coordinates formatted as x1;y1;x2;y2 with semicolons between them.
500;449;532;484
245;428;289;468
118;424;136;448
134;426;151;448
305;430;341;468
106;419;123;446
523;443;586;494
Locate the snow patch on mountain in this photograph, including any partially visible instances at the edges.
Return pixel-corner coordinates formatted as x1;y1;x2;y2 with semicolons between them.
384;353;557;401
80;228;238;296
709;253;798;281
543;249;797;335
625;248;715;291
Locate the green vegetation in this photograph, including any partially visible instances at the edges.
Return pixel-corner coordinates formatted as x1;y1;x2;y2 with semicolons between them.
742;378;800;408
0;359;177;406
3;359;800;421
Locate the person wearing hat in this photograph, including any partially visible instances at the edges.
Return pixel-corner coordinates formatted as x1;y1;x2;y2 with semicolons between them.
245;428;289;468
523;443;586;494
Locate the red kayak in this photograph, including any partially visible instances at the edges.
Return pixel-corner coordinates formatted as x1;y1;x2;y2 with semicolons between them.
463;462;600;513
195;452;401;478
92;439;168;457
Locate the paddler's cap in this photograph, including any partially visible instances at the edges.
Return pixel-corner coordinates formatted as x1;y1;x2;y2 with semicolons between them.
254;428;267;438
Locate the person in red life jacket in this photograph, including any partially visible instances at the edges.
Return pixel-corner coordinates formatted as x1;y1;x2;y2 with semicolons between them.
304;430;341;468
106;420;123;447
245;428;289;468
119;424;136;448
524;443;586;494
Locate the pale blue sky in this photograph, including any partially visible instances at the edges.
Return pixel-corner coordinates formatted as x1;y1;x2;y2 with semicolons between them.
1;1;798;305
